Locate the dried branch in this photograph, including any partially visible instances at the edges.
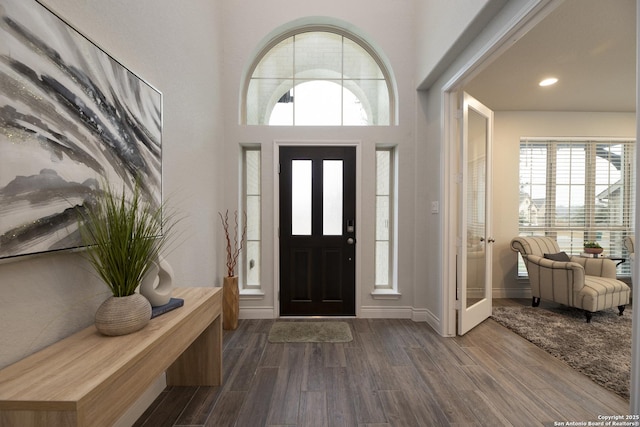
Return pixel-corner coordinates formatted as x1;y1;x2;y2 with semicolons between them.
219;210;247;277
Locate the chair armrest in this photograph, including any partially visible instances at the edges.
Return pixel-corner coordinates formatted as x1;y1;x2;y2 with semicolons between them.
524;254;586;295
526;254;582;270
569;256;617;279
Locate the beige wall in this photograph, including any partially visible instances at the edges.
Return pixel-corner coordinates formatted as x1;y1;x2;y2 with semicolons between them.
492;111;636;296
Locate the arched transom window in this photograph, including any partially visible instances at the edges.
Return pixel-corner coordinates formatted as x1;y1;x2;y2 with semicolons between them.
244;30;393;126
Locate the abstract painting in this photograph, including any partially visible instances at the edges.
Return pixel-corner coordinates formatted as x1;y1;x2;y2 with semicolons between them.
0;0;162;259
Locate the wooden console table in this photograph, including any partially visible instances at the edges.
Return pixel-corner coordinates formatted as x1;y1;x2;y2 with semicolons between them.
0;287;222;427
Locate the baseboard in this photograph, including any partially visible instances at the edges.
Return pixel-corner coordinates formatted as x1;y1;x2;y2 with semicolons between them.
411;307;429;322
492;287;531;299
412;307;443;333
239;305;443;332
359;306;413;319
240;306;275;319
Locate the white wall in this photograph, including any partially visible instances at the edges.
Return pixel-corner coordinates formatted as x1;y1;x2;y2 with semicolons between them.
415;0;510;89
0;0;500;371
415;0;489;84
0;0;541;372
415;0;546;334
492;111;636;296
0;0;225;369
220;0;422;319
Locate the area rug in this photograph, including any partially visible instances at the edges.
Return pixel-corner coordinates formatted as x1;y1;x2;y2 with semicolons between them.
268;321;353;343
491;305;631;399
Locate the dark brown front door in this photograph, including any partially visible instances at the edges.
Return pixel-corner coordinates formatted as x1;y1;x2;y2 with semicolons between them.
279;146;356;316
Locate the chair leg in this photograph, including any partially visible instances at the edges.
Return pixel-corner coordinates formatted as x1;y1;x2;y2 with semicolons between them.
618;305;626;316
584;311;593;323
532;297;540;307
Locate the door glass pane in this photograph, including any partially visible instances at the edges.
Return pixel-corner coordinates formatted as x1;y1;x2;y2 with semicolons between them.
292;160;312;235
323;160;343;235
466;108;487;308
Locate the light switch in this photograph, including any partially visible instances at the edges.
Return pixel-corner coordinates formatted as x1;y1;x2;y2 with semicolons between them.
431;201;439;214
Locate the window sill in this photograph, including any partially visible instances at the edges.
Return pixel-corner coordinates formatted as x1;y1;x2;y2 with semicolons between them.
239;288;265;300
371;289;402;300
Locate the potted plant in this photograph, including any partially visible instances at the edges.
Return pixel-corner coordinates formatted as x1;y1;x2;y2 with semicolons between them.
583;241;604;255
79;181;176;336
219;210;246;330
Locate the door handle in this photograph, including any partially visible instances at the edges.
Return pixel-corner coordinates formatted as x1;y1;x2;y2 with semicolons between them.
347;237;356;245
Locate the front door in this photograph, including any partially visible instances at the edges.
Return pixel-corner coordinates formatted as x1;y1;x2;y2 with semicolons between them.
279;146;356;316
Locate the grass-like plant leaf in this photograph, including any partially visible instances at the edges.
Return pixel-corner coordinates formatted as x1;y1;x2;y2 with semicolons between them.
79;182;175;297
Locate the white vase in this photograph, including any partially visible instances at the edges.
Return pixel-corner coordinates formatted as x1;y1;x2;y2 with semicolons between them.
140;256;174;307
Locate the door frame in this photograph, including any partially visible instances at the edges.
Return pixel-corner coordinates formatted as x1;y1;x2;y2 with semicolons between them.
273;140;362;318
440;0;560;336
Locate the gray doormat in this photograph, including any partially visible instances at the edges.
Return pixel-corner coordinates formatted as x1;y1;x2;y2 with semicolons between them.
491;305;631;399
268;321;353;343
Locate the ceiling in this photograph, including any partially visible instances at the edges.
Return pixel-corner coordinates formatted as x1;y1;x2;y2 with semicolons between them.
464;0;636;112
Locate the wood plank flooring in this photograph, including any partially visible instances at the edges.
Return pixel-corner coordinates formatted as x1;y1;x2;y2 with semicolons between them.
134;306;630;426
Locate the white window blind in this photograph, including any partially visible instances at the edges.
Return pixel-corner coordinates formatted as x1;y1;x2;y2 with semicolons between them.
518;138;635;276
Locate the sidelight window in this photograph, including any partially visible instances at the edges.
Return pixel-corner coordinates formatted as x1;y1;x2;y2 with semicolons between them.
375;147;397;291
242;146;262;290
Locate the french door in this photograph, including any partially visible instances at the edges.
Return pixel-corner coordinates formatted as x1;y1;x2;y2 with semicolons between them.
457;93;494;335
279;146;356;316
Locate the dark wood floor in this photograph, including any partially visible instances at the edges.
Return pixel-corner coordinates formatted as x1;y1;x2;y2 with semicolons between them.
134;302;629;427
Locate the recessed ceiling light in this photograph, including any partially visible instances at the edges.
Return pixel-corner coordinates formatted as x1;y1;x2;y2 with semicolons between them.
539;77;558;87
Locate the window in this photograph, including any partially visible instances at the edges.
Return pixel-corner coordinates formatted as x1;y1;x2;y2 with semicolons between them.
242;147;261;290
244;30;393;125
518;138;635;276
375;147;397;290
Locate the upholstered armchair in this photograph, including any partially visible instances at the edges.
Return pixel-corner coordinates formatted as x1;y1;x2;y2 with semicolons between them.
510;236;630;322
623;236;635;257
624;236;634;285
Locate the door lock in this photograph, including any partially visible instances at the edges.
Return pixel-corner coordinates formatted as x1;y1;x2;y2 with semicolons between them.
347;237;356;245
347;220;355;233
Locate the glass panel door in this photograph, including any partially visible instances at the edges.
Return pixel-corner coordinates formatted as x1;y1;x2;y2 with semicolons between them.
279;146;356;316
466;107;487;309
458;93;494;335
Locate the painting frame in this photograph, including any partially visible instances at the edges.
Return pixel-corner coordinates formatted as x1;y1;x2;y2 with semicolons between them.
0;0;163;260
